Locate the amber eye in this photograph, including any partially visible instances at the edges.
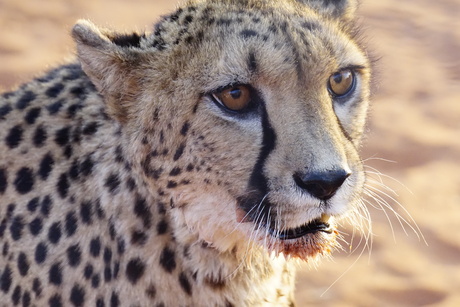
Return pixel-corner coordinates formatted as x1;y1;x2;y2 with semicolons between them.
328;69;355;97
212;85;252;111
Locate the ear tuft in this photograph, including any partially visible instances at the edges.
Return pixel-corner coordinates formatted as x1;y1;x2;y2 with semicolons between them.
72;20;112;49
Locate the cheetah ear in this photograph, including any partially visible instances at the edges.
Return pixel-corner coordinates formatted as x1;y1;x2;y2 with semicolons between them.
72;20;145;124
298;0;358;20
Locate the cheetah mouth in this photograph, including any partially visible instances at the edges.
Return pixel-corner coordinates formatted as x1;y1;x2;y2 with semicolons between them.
268;214;332;240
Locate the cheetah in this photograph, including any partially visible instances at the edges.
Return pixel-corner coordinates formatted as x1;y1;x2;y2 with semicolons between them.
0;0;371;306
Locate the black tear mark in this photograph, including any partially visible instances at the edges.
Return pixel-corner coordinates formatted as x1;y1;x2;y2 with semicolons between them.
247;51;257;73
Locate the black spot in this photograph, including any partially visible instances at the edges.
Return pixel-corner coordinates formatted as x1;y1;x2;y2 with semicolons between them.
49;262;62;285
125;258;146;284
94;200;105;219
83;264;93;279
80;201;92;224
70;86;87;100
47;100;64;114
145;284;156;299
240;29;259;39
32;278;42;297
67;244;82;267
126;177;136;191
55;126;71;147
167;181;177;188
24;108;42;125
35;242;47;264
248;51;258;73
89;237;101;257
46;82;65;98
0;265;12;293
16;91;36;110
180;122;190;136
12;285;21;305
48;294;63;307
27;197;39;212
63;144;73;158
39;153;54;180
5;124;23;148
103;247;112;264
10;215;24;241
92;275;100;289
131;230;147;245
40;195;52;216
117;238;125;255
48;222;62;244
14;167;34;194
82;122;99;135
6;203;15;219
0;168;6;194
2;242;8;256
173;143;185;161
17;253;29;276
29;217;43;236
80;156;94;176
134;198;152;229
23;290;32;307
68;159;80;180
112;33;145;48
57;173;69;199
69;284;85;306
159;247;176;273
104;266;112;281
183;15;194;25
169;167;182;176
179;272;192;295
0;218;7;238
157;219;168;235
33;125;47;147
0;104;12;119
104;173;120;194
111;147;123;165
65;212;78;237
110;291;120;307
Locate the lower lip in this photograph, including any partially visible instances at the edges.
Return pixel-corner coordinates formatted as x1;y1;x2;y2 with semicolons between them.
268;222;332;240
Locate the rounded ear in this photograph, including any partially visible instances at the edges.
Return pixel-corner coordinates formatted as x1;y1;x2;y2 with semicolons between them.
72;20;146;124
297;0;358;21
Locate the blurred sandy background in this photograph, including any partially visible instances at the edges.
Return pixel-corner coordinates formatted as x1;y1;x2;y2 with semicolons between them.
1;0;459;306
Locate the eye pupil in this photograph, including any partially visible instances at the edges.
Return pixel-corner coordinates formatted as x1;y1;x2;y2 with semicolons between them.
230;88;242;99
328;69;355;97
332;73;343;84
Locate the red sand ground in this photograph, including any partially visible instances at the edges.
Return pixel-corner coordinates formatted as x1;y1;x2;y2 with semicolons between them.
1;0;459;305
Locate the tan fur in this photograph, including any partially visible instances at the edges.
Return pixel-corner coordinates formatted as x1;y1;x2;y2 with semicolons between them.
0;0;370;305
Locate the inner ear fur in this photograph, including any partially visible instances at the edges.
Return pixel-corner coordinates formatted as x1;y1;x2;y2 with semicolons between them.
72;20;145;124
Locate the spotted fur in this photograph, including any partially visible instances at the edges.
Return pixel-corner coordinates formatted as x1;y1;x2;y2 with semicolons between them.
0;0;371;305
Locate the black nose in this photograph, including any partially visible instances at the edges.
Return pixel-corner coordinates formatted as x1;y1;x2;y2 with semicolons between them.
293;169;351;200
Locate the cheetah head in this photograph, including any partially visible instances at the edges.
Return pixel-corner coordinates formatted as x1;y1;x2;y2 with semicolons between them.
72;0;370;261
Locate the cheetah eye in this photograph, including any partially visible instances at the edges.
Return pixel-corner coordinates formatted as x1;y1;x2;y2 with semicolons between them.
328;69;355;97
211;85;252;112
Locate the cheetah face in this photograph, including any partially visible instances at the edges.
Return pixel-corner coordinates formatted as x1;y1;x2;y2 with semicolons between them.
73;0;370;260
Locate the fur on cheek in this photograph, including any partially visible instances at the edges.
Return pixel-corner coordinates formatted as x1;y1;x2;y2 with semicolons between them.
169;185;247;253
